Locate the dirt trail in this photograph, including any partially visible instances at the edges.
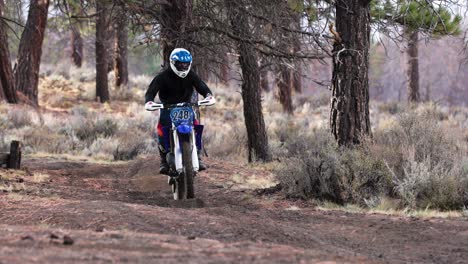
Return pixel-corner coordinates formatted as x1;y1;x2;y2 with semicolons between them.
1;157;467;263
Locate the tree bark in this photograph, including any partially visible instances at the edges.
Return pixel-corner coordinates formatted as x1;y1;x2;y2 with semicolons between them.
330;0;372;146
292;66;302;94
220;51;229;85
107;25;116;74
114;6;128;88
160;0;192;69
260;69;269;92
227;0;271;162
15;0;49;105
406;31;420;103
7;140;21;169
0;0;17;103
276;64;293;114
95;0;110;103
193;60;209;81
0;77;4;101
70;25;83;67
292;12;302;93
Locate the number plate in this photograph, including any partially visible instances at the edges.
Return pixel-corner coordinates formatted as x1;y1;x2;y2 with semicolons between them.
170;107;194;125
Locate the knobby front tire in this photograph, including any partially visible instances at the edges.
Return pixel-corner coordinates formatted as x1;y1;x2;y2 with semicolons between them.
181;134;195;199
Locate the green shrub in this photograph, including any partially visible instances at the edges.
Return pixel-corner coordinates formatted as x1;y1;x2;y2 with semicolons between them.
276;105;467;211
112;130;147;161
22;127;70;154
94;119;118;138
393;156;468;210
373;107;467;210
110;87;137;101
276;129;392;206
84;137;119;159
70;105;90;117
7;108;33;129
378;102;405;115
74;118;118;142
203;122;247;161
374;109;460;178
0;131;7;152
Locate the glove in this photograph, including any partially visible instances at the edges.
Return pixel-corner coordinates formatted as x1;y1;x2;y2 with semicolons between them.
205;93;214;101
145;101;163;111
199;94;216;106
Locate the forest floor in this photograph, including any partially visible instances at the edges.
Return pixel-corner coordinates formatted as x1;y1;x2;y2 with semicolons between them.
1;156;467;263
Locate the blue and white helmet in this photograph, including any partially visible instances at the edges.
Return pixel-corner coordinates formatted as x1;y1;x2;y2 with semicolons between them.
169;48;192;78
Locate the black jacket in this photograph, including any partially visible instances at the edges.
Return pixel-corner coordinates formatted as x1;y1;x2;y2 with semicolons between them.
145;68;212;104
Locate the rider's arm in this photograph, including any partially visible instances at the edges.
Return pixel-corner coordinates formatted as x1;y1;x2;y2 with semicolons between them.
190;71;212;98
145;75;162;103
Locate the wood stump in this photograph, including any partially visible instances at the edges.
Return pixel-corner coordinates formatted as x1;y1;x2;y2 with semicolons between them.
0;140;21;169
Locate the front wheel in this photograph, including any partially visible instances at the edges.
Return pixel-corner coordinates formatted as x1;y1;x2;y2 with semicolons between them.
173;133;195;200
181;135;195;199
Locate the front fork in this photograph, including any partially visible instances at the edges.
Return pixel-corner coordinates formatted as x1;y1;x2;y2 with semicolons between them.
172;128;199;173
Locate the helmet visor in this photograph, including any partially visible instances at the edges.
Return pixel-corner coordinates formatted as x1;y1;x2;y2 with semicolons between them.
174;61;191;71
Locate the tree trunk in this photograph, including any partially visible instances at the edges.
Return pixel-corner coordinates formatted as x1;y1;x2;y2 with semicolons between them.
15;0;49;105
260;69;269;92
0;81;4;101
95;0;110;103
227;0;271;162
160;0;192;69
330;0;371;146
193;61;209;81
190;14;210;82
292;66;302;94
292;12;302;93
406;31;419;103
70;25;83;67
0;0;17;103
107;23;115;74
276;65;293;114
114;6;128;88
220;51;229;85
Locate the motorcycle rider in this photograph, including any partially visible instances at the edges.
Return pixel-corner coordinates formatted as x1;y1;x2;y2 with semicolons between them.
145;48;214;174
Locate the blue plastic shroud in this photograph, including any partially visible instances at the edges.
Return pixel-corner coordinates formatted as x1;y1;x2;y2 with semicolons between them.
160;125;205;152
177;123;192;134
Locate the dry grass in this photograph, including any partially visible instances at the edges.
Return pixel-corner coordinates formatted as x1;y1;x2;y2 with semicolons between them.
317;200;466;219
0;181;26;193
32;173;50;183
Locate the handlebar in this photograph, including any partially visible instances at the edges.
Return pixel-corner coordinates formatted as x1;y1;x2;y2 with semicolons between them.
145;97;216;111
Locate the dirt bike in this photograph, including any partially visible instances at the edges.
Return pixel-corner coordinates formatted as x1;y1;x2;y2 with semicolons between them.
145;97;215;200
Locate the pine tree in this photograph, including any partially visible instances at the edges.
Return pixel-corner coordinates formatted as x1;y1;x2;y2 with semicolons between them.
0;0;17;103
372;0;461;103
330;0;372;145
95;0;110;103
15;0;50;105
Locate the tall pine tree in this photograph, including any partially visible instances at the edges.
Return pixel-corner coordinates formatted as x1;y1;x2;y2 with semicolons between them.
372;0;461;103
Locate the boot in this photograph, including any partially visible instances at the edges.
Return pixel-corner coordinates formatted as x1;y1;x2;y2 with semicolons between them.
159;148;170;175
198;150;207;171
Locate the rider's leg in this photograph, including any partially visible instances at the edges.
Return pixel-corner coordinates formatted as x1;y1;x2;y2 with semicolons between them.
193;119;207;171
157;110;171;175
198;149;207;171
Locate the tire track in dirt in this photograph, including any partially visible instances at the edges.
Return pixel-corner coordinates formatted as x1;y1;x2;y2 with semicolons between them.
1;157;467;263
